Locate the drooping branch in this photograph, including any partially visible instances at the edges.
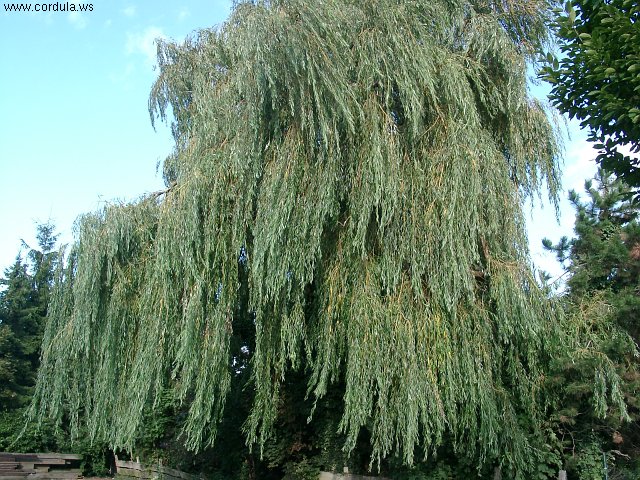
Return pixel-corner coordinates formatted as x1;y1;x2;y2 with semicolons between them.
150;180;177;200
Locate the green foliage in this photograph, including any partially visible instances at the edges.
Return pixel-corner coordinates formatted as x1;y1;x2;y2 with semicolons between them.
0;408;62;452
541;0;640;193
0;223;58;410
0;259;43;409
568;439;609;480
281;457;319;480
542;171;640;478
31;0;568;476
545;170;640;340
0;225;112;477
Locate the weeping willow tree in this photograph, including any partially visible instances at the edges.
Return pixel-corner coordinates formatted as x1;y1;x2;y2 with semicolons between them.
32;0;574;474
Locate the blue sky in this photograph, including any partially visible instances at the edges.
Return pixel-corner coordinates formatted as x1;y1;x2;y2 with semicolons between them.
0;1;599;282
0;0;233;271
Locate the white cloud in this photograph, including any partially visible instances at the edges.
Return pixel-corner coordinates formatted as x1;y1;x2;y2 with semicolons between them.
560;120;637;194
123;5;136;17
68;11;87;29
126;26;167;66
104;19;112;28
178;7;190;21
563;142;598;193
525;134;598;282
525;132;638;283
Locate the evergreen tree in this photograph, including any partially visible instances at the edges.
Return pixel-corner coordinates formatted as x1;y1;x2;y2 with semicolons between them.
0;257;40;410
543;171;640;478
544;170;640;340
0;223;58;410
29;1;625;477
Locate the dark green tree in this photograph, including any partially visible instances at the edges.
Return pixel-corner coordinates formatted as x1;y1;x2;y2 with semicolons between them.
0;257;40;410
540;0;640;194
0;223;59;410
543;170;640;478
28;1;628;477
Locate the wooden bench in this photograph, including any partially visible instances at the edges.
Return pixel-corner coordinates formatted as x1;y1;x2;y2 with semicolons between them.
0;453;82;479
115;457;202;480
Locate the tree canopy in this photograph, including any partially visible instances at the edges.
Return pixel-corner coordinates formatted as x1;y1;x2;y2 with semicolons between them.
30;0;585;475
541;0;640;194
